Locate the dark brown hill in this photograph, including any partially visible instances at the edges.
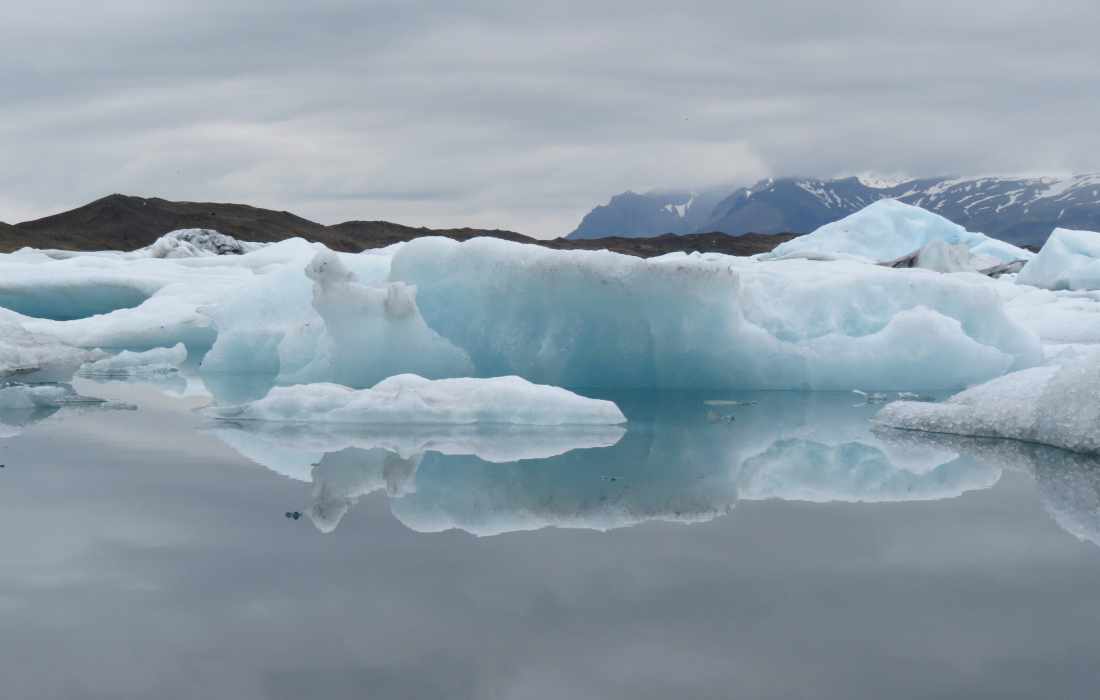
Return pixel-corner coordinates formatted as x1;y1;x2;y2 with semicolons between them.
10;194;326;251
4;194;797;257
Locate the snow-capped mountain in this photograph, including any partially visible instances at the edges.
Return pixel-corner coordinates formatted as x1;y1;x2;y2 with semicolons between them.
569;175;1100;246
567;188;729;239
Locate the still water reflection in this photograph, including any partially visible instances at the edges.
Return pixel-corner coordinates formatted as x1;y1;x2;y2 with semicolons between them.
1;375;1099;699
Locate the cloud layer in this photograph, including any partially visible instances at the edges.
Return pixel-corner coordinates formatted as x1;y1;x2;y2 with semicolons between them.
3;1;1099;236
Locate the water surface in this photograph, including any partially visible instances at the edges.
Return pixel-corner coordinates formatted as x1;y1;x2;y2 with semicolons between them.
1;377;1099;699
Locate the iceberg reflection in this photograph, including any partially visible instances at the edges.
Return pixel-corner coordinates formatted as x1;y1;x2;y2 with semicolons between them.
208;392;1009;536
874;428;1100;547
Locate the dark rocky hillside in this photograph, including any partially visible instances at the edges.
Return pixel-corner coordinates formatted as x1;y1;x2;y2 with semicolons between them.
1;194;797;258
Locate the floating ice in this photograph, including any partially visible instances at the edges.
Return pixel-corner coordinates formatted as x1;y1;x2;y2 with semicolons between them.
767;199;1032;265
206;374;627;426
1016;228;1100;290
79;343;187;376
875;349;1100;455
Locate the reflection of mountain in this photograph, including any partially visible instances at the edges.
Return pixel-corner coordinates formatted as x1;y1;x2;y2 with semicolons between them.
875;428;1100;548
210;393;1006;536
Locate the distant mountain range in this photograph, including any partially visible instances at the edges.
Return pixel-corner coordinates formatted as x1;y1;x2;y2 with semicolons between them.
568;175;1100;245
0;194;795;258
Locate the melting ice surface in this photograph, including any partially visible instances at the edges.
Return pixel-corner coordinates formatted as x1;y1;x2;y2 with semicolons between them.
3;372;1100;699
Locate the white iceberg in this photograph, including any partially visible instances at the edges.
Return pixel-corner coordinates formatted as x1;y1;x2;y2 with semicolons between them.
875;349;1100;455
767;199;1032;265
79;343;188;376
1016;228;1100;291
205;374;627;426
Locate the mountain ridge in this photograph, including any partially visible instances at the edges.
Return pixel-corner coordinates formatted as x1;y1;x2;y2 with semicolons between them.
570;175;1100;246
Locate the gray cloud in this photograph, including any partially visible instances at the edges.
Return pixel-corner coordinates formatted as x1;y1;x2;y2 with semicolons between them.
2;0;1099;236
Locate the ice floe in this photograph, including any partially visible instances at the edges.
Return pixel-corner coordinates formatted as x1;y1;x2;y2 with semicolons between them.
205;374;627;426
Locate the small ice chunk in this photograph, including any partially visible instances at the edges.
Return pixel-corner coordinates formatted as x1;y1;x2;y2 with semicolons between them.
206;374;627;426
875;349;1100;455
80;343;188;376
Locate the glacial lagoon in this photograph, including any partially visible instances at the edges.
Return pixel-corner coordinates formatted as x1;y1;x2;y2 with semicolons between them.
2;374;1099;699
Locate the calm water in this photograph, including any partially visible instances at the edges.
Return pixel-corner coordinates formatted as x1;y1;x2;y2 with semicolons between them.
2;376;1099;699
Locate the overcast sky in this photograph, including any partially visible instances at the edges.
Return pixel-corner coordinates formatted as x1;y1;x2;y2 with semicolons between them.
3;1;1099;237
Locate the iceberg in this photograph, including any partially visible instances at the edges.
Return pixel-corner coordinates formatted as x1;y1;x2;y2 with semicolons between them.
874;349;1100;455
1016;228;1100;291
79;343;188;376
767;199;1032;266
205;374;627;426
390;237;1039;390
